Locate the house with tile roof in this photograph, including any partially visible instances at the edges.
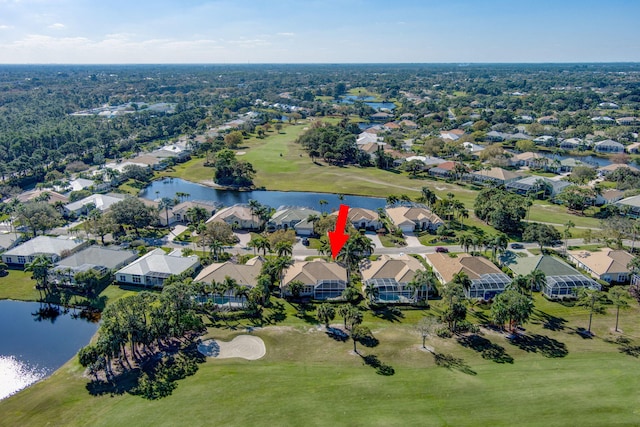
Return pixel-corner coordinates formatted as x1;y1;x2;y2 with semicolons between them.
160;200;220;226
281;259;347;300
464;167;523;186
385;205;444;233
615;194;640;217
194;256;264;305
331;207;382;231
116;248;200;287
267;206;320;236
567;248;634;283
505;255;600;299
360;254;428;303
594;139;624;154
206;204;263;230
51;245;138;286
425;252;511;300
63;193;127;217
2;236;88;267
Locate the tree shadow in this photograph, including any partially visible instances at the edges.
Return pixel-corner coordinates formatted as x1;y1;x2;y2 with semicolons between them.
533;310;567;331
86;369;141;396
618;343;640;358
370;306;404;323
509;334;568;358
457;334;513;364
325;327;348;342
432;352;477;376
360;354;395;376
264;301;287;324
573;328;594;339
293;302;317;325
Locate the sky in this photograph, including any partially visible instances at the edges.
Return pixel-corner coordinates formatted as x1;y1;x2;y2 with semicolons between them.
0;0;639;64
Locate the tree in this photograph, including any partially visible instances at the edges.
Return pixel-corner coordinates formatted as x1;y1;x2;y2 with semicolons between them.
557;186;596;213
287;279;305;299
568;166;597;184
490;289;534;332
213;149;255;187
224;130;244;149
576;287;606;335
201;221;237;260
527;270;546;293
186;206;209;225
350;324;370;354
110;198;157;235
474;187;528;234
522;222;562;250
507;275;532;296
515;139;536;153
15;202;63;237
317;303;336;327
25;254;54;300
563;220;575;252
274;240;293;258
608;286;630;332
158;197;175;228
415;316;440;349
407;269;436;303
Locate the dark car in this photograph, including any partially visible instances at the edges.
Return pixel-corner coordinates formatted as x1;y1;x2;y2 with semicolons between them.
435;247;449;253
302;238;310;246
510;243;524;249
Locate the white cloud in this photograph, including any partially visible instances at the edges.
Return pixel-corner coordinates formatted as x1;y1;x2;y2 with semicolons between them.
47;23;65;29
0;24;14;30
277;32;295;37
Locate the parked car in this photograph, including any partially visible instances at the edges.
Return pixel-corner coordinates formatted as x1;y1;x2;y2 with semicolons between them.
302;238;310;246
510;243;524;249
435;247;448;253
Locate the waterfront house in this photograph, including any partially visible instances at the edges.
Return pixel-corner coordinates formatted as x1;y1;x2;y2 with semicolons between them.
116;248;200;288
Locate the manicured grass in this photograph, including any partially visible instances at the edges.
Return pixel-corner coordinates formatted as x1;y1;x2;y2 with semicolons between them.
0;269;39;301
4;293;640;426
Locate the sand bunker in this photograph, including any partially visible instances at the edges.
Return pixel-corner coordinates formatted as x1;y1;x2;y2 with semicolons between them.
198;335;265;360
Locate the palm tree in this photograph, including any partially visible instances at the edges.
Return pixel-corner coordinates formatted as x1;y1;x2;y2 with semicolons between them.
408;269;436;303
158;197;175;228
275;241;293;257
317;303;336;327
564;220;575;252
364;282;379;303
338;304;351;328
209;239;225;261
608;287;630;332
492;233;509;263
507;275;531;296
25;255;54;300
186;206;209;225
526;270;546;293
234;285;251;309
421;187;437;209
458;234;473;253
221;276;238;309
576;287;606;335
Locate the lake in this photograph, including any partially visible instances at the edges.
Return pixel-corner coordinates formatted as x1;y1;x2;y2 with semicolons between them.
140;178;386;212
0;300;99;400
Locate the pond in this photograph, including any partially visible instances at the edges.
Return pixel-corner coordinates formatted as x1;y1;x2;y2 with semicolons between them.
0;300;99;400
340;95;396;111
140;178;386;212
542;154;612;167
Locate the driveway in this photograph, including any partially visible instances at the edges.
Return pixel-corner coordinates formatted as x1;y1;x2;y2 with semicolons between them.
404;232;423;248
234;230;252;249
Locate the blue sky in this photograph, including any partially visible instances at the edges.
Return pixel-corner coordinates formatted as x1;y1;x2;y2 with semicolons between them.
0;0;639;63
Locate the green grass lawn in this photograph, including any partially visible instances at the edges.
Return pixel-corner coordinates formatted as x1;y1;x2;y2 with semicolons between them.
3;292;640;426
0;269;39;301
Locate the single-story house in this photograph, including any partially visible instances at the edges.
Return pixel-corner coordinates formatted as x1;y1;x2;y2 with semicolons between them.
595;189;624;206
567;248;634;283
598;102;619;109
360;254;428;303
615;194;640;217
370;112;393;122
594;139;624;154
464;167;523;186
597;163;640;176
505;176;571;197
486;130;505;142
538;116;559;125
386;205;444;233
330;207;382;231
428;161;457;178
356;132;381;145
617;117;639;126
510;152;547;168
16;189;69;205
556;158;593;173
0;232;20;253
505;254;600;299
51;245;138;286
267;207;321;235
425;252;511;300
206;204;263;230
63;193;126;217
591;116;616;125
194;256;264;306
160;200;220;226
2;236;87;267
559;137;589;151
116;248;200;287
281;259;347;300
626;142;640;154
533;135;557;146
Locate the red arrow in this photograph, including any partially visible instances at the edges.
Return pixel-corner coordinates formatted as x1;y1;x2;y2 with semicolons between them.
328;204;350;259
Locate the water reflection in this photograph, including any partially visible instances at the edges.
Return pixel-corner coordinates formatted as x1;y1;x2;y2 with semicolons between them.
0;355;45;400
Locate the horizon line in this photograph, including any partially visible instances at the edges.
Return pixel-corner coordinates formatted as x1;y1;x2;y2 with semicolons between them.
0;61;640;66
